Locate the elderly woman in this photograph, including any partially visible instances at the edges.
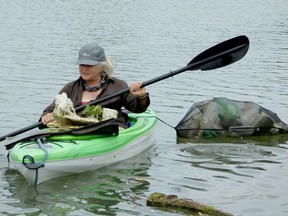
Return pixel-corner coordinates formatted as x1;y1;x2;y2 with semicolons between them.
41;43;150;126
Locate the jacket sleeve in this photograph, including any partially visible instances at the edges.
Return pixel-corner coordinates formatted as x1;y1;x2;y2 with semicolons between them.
102;77;151;113
125;92;150;113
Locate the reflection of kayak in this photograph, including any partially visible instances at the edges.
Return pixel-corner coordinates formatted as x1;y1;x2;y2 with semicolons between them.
8;109;157;185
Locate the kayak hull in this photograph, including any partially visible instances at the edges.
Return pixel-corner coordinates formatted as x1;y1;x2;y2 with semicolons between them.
8;109;157;185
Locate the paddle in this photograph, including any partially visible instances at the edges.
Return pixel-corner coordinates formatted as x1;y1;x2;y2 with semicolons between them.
4;118;119;150
0;35;249;142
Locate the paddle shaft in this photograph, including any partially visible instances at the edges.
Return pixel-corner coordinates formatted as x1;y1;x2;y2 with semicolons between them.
0;36;249;142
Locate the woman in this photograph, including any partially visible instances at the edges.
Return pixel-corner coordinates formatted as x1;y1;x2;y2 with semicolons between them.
41;43;150;126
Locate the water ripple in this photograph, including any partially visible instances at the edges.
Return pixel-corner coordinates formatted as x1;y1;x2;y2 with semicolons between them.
1;0;288;215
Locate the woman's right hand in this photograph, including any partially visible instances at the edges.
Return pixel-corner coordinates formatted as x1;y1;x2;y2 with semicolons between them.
41;113;54;125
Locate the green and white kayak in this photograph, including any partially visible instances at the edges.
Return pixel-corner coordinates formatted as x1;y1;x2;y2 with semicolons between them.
8;109;157;185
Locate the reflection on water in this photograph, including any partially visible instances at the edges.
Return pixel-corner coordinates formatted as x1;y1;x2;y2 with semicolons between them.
154;142;288;215
177;133;288;147
181;144;282;177
0;0;288;215
4;148;159;216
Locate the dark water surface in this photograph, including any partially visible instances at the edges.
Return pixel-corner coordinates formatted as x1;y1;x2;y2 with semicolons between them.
0;0;288;215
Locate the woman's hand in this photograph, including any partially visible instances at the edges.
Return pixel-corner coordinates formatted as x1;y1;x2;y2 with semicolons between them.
130;82;147;96
41;113;54;125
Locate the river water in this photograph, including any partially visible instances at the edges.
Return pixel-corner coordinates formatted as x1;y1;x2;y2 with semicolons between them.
0;0;287;215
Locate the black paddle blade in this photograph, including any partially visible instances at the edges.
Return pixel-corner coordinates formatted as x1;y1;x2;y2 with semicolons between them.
187;35;249;71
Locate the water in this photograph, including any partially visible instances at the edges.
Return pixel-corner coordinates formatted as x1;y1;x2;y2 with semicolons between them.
0;0;288;215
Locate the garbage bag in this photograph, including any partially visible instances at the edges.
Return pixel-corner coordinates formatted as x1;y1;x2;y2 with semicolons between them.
175;97;288;138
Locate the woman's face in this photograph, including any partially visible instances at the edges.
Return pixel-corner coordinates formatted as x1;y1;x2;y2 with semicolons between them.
79;64;102;82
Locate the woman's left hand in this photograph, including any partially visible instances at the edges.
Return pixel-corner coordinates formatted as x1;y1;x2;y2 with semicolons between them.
130;82;147;96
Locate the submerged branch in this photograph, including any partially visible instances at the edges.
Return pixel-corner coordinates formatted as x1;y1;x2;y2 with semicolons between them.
147;193;233;216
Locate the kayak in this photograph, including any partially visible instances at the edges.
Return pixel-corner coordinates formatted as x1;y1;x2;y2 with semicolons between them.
7;109;158;185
